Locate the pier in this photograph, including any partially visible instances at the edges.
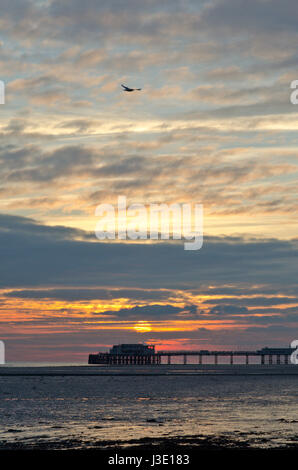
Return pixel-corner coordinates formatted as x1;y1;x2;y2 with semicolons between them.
88;346;294;365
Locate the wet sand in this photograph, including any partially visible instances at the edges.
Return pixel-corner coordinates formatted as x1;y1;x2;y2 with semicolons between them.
1;435;298;467
1;364;298;376
1;366;298;463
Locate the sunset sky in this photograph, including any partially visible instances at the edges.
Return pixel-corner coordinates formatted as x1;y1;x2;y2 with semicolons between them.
0;0;298;361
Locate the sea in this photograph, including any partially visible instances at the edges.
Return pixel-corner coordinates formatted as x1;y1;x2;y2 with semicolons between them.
0;363;298;451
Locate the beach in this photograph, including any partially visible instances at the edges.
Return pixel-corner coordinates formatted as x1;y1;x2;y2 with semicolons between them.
0;364;298;455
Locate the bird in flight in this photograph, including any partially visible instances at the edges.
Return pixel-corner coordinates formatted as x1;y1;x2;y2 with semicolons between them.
121;84;142;92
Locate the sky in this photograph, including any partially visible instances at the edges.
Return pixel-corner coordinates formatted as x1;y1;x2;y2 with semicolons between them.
0;0;298;361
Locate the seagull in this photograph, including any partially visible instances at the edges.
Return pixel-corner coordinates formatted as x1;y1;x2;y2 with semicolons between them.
121;84;142;92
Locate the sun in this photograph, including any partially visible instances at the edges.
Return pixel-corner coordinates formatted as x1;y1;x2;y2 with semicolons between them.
133;321;152;333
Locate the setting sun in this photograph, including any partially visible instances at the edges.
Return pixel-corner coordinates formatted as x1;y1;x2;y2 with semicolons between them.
133;321;152;333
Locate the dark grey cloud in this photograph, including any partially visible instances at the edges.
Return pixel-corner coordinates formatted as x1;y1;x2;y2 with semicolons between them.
0;0;35;21
1;0;196;45
200;0;298;35
47;0;203;45
96;304;197;319
0;214;297;290
205;296;298;307
0;144;38;169
190;285;298;297
4;0;292;46
4;287;172;302
208;305;248;315
4;0;295;47
0;213;92;242
1;143;159;184
97;156;146;176
5;145;97;183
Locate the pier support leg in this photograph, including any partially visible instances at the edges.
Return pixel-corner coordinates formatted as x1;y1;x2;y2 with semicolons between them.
230;354;233;365
246;354;249;365
214;355;218;365
285;355;289;364
277;355;280;365
269;355;272;365
167;355;171;365
261;355;265;365
183;354;187;365
199;355;202;364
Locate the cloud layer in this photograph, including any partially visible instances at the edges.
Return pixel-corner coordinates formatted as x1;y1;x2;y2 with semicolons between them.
0;1;297;359
0;215;297;360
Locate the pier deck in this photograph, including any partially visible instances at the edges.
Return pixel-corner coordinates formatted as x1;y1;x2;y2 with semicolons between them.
89;348;294;365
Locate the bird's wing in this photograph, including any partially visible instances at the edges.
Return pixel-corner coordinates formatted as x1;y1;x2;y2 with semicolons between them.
121;84;141;91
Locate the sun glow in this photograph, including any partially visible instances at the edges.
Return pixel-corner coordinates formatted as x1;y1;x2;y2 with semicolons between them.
133;321;152;333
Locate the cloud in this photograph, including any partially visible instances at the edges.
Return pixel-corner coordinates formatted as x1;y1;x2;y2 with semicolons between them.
95;304;198;319
1;141;297;224
208;305;249;315
200;0;298;36
0;213;92;242
205;297;298;307
0;214;297;290
4;287;172;302
1;1;298;360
